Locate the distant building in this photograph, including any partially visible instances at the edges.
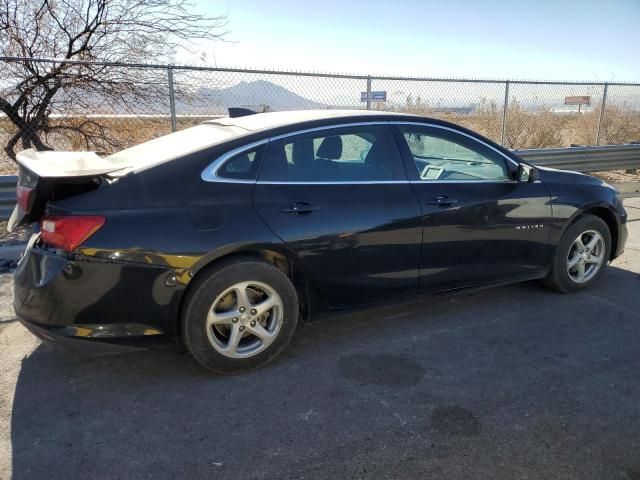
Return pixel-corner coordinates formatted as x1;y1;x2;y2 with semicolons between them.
549;105;595;115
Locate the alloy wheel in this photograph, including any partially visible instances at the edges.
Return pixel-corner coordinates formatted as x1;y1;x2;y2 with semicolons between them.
206;281;284;358
566;229;605;284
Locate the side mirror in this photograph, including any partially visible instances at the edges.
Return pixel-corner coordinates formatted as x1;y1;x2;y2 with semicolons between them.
517;164;539;183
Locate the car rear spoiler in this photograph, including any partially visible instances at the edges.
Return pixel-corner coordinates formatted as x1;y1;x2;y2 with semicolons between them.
15;149;125;178
7;149;126;232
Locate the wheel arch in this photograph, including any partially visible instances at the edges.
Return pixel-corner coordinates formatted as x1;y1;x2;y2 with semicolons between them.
175;244;317;339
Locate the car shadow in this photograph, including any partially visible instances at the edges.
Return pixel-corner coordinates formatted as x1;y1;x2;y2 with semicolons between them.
8;265;640;479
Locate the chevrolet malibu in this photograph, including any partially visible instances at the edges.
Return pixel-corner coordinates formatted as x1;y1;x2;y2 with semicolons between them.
9;110;628;373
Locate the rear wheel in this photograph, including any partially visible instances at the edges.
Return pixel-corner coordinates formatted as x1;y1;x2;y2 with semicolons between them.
544;214;611;293
181;258;299;374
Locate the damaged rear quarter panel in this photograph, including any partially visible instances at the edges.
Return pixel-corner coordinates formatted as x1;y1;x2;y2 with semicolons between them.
44;145;286;335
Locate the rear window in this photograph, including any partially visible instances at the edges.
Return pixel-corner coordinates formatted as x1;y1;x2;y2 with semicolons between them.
217;145;265;180
106;124;247;172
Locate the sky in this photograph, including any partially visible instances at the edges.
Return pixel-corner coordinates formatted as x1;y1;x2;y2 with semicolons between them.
177;0;640;82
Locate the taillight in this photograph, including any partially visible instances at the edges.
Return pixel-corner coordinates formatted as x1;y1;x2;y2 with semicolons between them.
16;185;34;212
40;216;105;252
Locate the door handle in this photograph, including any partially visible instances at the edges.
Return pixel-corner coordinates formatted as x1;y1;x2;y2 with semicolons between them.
425;195;458;206
281;201;318;215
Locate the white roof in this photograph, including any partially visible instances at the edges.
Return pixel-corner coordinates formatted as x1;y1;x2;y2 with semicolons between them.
205;109;408;132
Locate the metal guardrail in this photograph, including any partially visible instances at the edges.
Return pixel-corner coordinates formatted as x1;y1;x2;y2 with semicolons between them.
0;176;17;221
515;144;640;172
0;145;638;220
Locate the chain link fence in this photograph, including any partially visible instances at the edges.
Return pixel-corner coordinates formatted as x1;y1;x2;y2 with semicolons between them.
1;57;639;173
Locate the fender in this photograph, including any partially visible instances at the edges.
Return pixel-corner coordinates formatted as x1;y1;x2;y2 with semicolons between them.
548;200;621;244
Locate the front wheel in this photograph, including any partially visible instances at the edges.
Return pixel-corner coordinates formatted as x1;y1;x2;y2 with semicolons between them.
544;214;611;293
181;258;299;374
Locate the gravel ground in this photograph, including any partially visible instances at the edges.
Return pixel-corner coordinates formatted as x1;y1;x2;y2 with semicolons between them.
1;198;639;480
0;221;33;247
0;161;17;176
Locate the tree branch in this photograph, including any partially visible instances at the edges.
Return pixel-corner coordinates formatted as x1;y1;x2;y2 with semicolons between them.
0;0;227;160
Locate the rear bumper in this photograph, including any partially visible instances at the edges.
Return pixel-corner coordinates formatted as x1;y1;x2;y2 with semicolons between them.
14;243;186;351
18;318;156;354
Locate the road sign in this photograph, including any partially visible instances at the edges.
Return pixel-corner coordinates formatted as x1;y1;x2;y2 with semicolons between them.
564;96;591;105
361;91;387;102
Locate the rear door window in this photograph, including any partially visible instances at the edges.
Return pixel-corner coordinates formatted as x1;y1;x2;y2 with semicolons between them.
259;125;405;182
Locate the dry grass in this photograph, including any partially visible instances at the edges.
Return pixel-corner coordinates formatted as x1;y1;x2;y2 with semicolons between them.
0;221;32;245
593;170;640;184
395;102;640;149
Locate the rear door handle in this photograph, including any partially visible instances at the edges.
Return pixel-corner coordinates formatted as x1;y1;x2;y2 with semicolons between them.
281;201;318;215
425;195;458;206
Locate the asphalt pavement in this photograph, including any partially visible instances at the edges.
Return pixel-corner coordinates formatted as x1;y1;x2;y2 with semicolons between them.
1;198;640;480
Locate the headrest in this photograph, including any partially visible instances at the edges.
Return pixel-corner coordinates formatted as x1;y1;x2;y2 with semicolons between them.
316;136;342;159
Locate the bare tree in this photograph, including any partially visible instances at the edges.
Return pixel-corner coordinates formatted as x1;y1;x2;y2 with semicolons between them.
0;0;226;159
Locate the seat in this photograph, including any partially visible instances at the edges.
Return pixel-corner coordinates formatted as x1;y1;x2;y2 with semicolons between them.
316;136;343;160
311;136;342;181
363;140;392;180
291;139;315;181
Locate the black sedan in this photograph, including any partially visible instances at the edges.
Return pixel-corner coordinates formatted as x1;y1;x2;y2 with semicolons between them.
9;110;628;373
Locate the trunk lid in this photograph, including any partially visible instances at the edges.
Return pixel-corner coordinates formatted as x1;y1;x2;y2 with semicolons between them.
7;149;127;231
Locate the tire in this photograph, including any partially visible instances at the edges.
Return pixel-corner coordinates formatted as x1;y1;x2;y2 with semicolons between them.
181;257;299;374
544;214;611;293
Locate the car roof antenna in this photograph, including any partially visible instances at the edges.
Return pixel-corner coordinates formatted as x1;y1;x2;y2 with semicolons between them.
228;107;257;118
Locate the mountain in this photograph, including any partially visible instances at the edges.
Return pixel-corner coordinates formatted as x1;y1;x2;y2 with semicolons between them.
13;79;326;117
179;80;325;114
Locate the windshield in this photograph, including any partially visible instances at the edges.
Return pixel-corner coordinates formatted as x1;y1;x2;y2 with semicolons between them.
106;123;248;172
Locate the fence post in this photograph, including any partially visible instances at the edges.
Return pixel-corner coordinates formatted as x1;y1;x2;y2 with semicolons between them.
596;82;608;146
366;76;372;110
167;65;177;132
500;80;510;146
